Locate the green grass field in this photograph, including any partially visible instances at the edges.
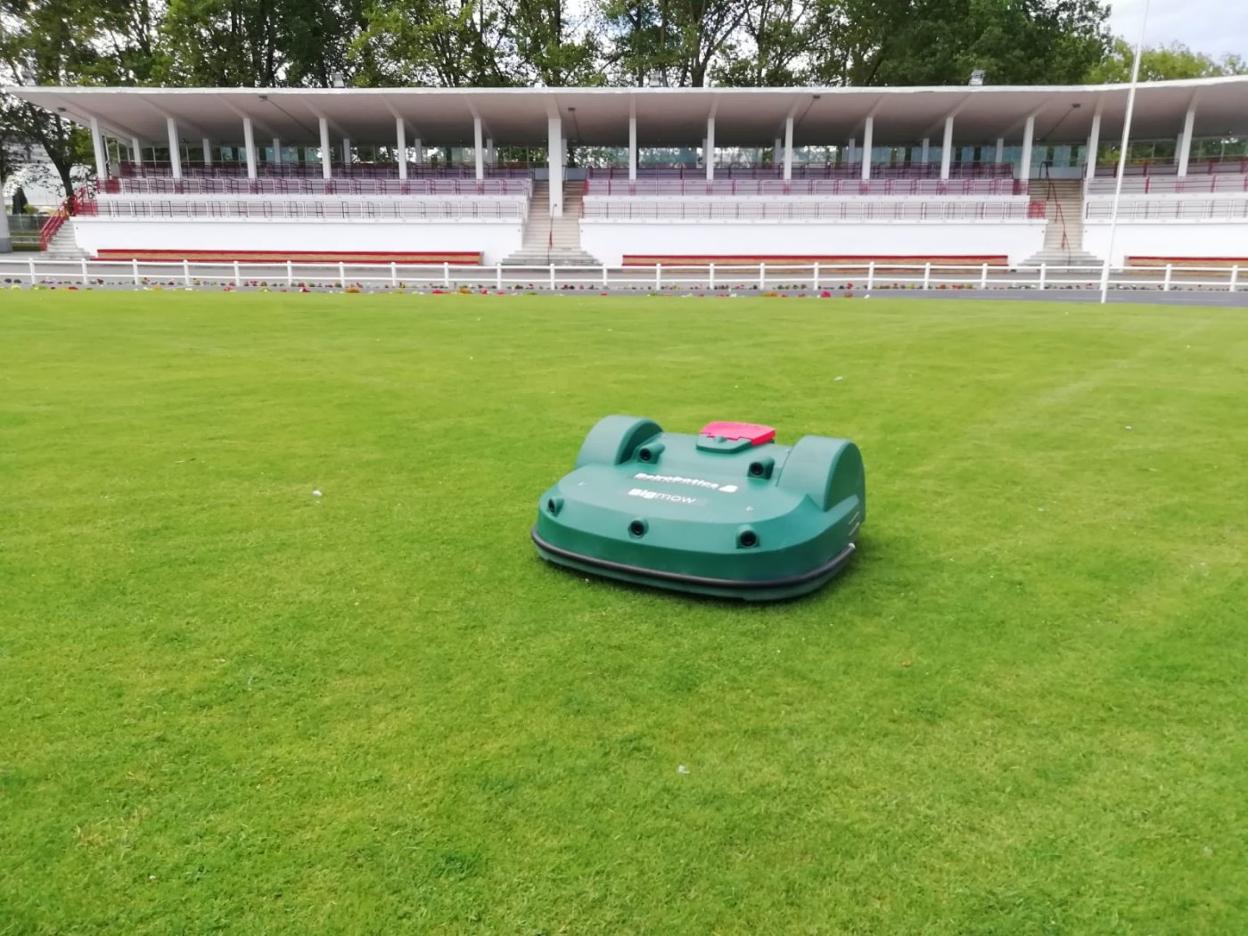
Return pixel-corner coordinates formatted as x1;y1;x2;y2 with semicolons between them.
2;290;1246;933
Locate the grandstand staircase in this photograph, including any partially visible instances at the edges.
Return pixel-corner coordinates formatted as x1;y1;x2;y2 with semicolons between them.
41;222;90;261
1022;178;1103;268
502;180;601;266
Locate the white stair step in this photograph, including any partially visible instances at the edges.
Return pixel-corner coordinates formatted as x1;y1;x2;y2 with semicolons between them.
1026;177;1093;264
505;179;601;266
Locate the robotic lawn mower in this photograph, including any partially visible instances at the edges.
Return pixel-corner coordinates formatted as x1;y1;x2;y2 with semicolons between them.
532;416;866;601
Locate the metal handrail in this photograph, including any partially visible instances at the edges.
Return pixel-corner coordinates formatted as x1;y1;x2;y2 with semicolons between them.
1091;157;1248;178
1084;199;1248;221
85;198;528;222
587;162;1016;180
579;198;1035;222
37;203;70;249
116;161;533;180
103;177;534;197
1086;173;1248;196
3;257;1243;298
585;177;1022;197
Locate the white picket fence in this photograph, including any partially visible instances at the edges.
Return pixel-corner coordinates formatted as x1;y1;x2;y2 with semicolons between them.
0;257;1242;294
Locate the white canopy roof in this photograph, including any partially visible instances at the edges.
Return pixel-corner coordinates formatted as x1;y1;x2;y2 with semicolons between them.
7;78;1247;148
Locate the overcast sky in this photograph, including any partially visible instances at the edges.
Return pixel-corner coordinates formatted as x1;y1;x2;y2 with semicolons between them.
1107;0;1248;59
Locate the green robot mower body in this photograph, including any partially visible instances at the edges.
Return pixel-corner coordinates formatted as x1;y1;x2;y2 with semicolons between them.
532;417;866;601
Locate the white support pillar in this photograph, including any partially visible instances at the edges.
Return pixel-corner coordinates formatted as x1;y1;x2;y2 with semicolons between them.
561;136;568;169
486;137;495;166
395;118;407;180
861;118;874;181
1085;109;1102;183
272;137;281;167
1177;102;1196;176
628;116;637;181
341;137;351;166
202;137;212;167
413;137;422;165
920;137;930;164
995;137;1005;164
242;117;257;180
319;117;331;179
939;115;954;180
773;136;781;166
166;116;181;180
88;116;108;180
847;137;857;165
783;116;794;182
706;116;715;180
473;116;484;181
548;116;563;217
1019;113;1035;184
130;136;142;166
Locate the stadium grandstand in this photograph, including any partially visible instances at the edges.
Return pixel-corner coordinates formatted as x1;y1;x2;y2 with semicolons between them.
4;78;1246;276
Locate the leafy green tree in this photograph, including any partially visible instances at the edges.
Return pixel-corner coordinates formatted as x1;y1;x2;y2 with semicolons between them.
1086;39;1248;83
711;0;809;86
0;0;123;196
597;0;751;87
597;0;671;85
0;117;17;186
156;0;356;87
504;0;601;86
803;0;1110;86
351;0;512;86
95;0;166;83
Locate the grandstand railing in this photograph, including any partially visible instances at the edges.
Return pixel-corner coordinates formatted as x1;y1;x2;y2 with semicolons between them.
581;198;1037;222
102;177;534;197
37;201;70;250
116;161;533;180
79;198;528;222
586;178;1023;196
589;162;1016;180
1093;157;1248;177
1084;198;1248;221
3;257;1242;296
1085;174;1248;195
38;187;95;249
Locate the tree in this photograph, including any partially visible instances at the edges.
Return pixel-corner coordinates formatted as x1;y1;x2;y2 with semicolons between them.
711;0;810;86
596;0;751;87
95;0;166;83
803;0;1111;87
351;0;512;87
597;0;670;85
0;98;91;200
2;0;171;197
156;0;356;86
1086;39;1248;83
0;0;121;197
0;114;16;187
672;0;753;86
503;0;601;86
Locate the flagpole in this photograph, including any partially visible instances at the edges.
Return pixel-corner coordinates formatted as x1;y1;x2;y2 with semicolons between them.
1100;0;1152;304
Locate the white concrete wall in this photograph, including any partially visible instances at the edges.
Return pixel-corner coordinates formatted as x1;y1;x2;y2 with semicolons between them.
72;217;524;265
1082;221;1248;266
580;220;1047;267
